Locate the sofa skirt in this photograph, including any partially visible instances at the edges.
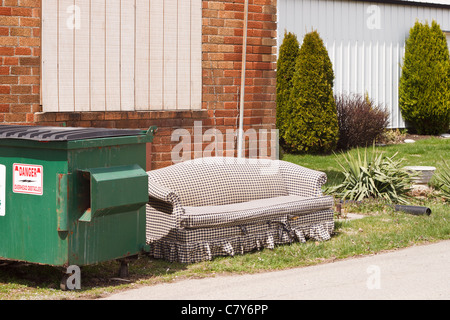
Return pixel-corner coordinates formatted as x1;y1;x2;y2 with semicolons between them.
147;209;335;263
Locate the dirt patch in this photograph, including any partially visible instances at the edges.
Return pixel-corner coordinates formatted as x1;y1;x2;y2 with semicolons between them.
377;130;440;145
335;213;366;221
404;134;436;141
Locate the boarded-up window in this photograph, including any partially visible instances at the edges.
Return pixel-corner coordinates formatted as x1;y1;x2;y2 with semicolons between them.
41;0;202;112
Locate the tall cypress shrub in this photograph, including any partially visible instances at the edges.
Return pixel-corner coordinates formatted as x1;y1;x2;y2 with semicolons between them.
285;30;339;153
399;20;450;135
276;31;300;147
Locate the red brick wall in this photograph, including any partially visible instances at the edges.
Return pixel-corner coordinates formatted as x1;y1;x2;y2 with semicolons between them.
0;0;277;170
0;0;41;125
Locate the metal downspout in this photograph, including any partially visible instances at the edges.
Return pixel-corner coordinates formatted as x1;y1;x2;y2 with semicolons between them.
237;0;249;158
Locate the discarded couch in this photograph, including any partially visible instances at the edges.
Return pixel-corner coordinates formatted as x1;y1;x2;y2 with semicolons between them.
146;157;335;263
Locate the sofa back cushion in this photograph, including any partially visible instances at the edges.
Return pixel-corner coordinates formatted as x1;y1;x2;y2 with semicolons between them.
148;157;287;207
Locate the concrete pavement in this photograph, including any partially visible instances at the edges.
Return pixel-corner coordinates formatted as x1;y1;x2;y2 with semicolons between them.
102;240;450;300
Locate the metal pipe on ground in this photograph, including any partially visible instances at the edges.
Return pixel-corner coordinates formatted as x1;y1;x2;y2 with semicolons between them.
394;205;432;216
336;199;432;216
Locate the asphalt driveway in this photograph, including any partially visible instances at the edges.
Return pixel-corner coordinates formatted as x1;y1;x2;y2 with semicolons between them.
101;240;450;300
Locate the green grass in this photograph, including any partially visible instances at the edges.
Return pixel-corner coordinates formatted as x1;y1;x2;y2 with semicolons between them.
0;137;449;300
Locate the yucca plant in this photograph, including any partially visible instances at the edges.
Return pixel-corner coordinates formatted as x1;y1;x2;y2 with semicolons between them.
434;159;450;202
329;146;415;204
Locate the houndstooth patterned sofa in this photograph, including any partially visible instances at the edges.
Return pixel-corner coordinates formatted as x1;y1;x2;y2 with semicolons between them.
146;157;335;263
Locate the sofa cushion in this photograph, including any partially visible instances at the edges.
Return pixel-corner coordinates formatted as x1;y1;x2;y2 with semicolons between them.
148;157;288;207
181;195;334;228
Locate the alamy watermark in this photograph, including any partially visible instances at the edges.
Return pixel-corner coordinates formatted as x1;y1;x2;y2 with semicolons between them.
64;265;81;290
66;5;81;30
366;265;381;290
367;5;381;30
171;121;279;165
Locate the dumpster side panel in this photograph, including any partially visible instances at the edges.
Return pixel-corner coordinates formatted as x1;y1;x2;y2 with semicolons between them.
0;145;69;266
67;143;148;266
69;212;145;265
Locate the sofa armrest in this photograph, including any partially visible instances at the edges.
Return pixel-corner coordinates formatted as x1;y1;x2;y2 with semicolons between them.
147;178;185;230
279;161;328;197
148;179;182;206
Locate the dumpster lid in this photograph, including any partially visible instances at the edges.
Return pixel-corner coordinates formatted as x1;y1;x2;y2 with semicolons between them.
0;125;147;142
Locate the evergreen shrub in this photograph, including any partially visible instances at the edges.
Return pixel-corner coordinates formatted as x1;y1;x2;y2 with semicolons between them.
284;30;339;153
276;31;300;148
399;20;450;135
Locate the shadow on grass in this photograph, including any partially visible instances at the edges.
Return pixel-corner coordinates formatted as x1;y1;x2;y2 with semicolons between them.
322;170;344;188
0;254;189;292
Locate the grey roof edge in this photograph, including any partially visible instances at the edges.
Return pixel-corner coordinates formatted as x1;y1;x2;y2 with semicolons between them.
347;0;450;9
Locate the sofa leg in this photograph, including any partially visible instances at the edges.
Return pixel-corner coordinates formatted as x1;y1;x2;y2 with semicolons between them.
118;260;129;278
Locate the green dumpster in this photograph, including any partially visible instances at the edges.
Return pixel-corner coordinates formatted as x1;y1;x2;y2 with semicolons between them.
0;125;155;277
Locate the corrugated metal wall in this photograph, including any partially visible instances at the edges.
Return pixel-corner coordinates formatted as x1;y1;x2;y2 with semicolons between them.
278;0;450;128
41;0;202;112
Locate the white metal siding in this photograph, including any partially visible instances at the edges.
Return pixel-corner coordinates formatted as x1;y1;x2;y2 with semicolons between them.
446;32;450;52
278;0;450;128
41;0;202;112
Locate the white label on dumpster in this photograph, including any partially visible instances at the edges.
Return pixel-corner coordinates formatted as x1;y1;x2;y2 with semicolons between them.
13;164;43;196
0;164;5;216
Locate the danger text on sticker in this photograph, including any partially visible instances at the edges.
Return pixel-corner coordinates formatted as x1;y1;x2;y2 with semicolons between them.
17;165;40;177
13;164;43;195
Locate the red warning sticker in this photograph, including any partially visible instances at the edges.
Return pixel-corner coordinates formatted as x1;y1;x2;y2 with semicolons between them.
13;164;43;195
